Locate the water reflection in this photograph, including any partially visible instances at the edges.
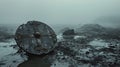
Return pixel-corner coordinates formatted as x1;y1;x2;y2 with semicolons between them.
18;52;55;67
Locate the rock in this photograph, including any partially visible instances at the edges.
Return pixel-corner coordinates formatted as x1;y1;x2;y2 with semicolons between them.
62;29;75;39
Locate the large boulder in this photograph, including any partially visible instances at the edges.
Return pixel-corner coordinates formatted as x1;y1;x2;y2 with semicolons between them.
62;29;75;39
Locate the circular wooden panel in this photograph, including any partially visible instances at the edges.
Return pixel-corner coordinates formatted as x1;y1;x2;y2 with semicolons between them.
15;21;57;55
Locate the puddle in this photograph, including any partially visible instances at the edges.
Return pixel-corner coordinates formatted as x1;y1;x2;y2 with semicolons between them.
89;39;109;47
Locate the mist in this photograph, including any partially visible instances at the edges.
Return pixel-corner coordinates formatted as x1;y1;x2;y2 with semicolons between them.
0;0;120;27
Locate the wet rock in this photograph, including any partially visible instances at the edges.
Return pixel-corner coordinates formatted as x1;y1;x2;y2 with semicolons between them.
63;29;75;35
62;29;75;39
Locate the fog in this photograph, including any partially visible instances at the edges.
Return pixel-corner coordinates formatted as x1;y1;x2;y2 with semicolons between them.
0;0;120;27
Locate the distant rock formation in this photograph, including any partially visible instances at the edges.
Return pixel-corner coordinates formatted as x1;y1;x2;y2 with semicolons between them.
75;24;120;40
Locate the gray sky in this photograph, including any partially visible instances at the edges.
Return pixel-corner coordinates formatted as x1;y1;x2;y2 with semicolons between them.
0;0;120;26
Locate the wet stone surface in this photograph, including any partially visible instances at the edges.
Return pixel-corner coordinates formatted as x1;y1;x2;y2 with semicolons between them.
0;37;120;67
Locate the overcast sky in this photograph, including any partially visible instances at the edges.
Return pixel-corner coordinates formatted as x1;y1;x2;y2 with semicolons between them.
0;0;120;26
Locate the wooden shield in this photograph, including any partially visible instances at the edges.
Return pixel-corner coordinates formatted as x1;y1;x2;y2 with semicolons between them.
15;21;57;55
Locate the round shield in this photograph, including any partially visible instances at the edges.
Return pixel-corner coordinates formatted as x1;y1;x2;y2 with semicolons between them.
15;21;57;55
